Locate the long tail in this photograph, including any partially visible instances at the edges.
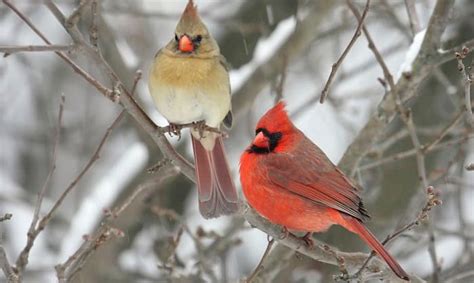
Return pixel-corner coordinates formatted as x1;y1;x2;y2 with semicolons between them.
345;217;409;280
191;134;240;218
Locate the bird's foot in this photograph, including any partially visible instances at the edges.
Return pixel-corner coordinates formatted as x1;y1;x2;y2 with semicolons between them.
168;123;182;140
299;232;314;249
279;226;289;240
192;120;207;139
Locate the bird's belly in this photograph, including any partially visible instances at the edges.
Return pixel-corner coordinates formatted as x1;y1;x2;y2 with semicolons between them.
149;84;229;127
151;85;204;124
244;184;340;232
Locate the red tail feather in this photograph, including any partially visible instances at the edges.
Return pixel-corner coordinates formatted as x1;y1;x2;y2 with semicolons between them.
192;135;239;218
345;217;409;280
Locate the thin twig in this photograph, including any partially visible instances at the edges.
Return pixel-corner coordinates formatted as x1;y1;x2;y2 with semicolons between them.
353;186;442;279
404;0;422;36
423;110;464;152
66;0;92;28
15;95;64;275
404;110;429;187
320;0;371;103
348;3;441;278
106;161;176;218
56;164;179;282
89;0;99;49
41;0;195;179
366;134;472;171
274;54;288;104
0;44;74;57
246;236;275;282
55;225;124;283
455;47;474;127
2;0;113;99
0;246;19;283
323;244;349;281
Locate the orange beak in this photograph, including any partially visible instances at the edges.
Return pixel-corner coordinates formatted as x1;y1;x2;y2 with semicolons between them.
253;131;269;149
178;35;194;53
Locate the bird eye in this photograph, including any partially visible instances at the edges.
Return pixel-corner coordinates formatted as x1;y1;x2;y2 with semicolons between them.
174;34;179;41
194;35;202;43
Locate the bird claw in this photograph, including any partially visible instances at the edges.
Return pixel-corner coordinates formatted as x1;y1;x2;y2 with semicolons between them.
280;226;289;240
168;123;182;140
192;120;207;139
300;232;314;249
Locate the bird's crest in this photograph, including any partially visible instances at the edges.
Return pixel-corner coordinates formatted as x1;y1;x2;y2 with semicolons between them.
176;0;208;35
256;101;294;134
182;0;198;20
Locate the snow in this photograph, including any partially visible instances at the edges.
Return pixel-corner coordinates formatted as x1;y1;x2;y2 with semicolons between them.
58;142;148;260
230;16;296;93
395;29;426;81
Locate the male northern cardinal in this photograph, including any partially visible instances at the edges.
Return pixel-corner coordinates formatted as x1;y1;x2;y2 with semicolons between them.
148;0;239;218
240;102;409;280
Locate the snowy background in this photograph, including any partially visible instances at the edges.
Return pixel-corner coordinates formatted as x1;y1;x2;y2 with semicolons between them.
1;0;473;282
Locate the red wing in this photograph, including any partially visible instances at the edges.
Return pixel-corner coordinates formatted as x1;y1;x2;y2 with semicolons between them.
263;137;369;221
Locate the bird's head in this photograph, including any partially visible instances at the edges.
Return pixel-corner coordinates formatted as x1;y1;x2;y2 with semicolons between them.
248;101;296;154
167;0;219;56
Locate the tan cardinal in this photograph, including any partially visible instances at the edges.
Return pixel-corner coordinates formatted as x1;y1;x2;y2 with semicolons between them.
148;0;239;218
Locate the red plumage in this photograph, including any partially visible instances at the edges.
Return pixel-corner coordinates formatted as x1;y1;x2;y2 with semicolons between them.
239;102;409;280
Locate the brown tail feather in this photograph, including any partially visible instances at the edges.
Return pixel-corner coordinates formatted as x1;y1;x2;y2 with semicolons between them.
345;217;409;280
192;135;239;218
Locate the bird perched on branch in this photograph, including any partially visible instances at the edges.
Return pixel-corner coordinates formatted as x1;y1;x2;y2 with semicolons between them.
148;0;239;218
240;102;409;280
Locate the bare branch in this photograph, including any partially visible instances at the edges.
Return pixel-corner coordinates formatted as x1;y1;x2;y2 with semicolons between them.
243;207;422;281
246;236;275;282
404;0;422;36
15;95;64;275
56;164;179;282
320;0;370;103
0;44;75;57
89;0;99;49
354;186;442;279
0;247;19;283
232;1;335;118
66;0;92;28
338;0;455;175
55;225;124;283
360;134;472;171
455;47;474;127
2;0;114;100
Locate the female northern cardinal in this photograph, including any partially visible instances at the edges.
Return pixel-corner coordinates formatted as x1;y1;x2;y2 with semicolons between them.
240;102;409;280
148;0;239;218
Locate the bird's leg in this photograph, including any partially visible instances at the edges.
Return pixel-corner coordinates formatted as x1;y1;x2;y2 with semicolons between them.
279;226;289;240
299;232;314;248
168;123;182;140
192;120;207;139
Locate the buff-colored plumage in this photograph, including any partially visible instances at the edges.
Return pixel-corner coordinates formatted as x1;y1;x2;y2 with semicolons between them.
148;0;238;218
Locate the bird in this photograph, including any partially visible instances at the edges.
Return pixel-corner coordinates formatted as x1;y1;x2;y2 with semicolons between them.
148;0;239;218
239;102;409;280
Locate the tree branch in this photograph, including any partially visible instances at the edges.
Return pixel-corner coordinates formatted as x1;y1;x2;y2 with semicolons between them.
320;0;370;103
15;95;64;276
0;247;19;283
0;44;75;57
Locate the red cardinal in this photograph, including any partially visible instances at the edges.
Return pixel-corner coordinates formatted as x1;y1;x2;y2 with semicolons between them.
240;102;409;280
